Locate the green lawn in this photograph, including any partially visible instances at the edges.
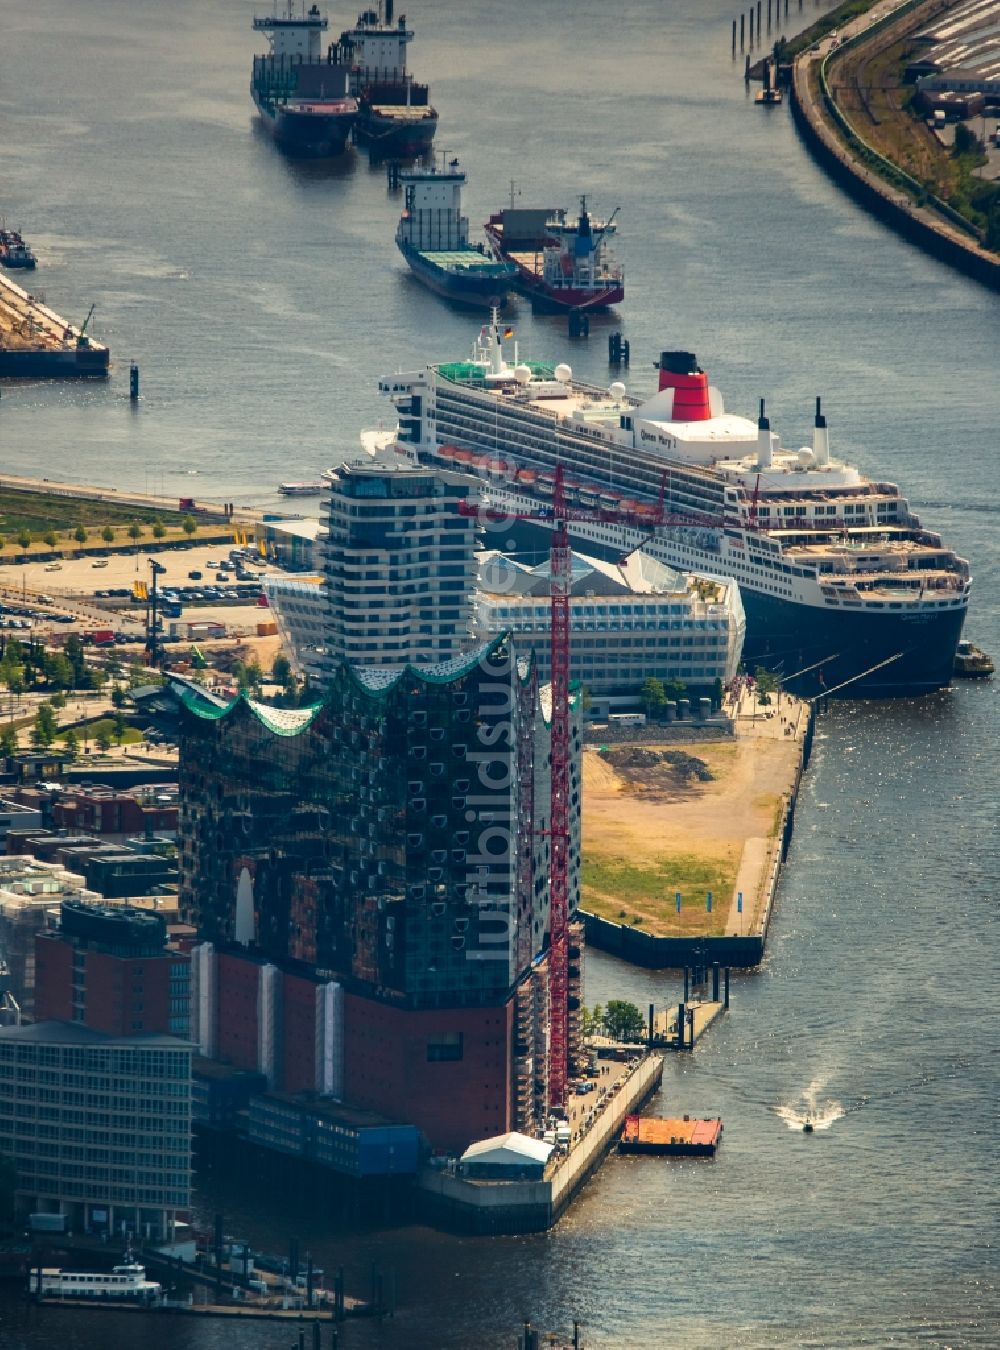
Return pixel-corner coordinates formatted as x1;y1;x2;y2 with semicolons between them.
580;849;739;937
62;718;144;747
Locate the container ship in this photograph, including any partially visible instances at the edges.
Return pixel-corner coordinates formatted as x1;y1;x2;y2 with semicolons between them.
377;315;971;697
484;198;624;312
396;165;517;307
0;276;109;378
337;1;438;158
251;4;358;157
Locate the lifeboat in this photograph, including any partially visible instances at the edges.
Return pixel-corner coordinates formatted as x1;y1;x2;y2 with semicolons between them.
453;448;475;464
515;468;538;486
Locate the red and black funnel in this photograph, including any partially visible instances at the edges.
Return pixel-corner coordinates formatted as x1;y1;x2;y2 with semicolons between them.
657;351;711;421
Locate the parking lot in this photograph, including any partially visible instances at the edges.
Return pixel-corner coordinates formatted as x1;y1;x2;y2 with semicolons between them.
0;541;295;646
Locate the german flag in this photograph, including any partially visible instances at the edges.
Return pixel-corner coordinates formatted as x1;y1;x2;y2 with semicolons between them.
503;327;514;339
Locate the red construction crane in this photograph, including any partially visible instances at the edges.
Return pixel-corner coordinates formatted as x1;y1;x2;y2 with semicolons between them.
461;466;726;1112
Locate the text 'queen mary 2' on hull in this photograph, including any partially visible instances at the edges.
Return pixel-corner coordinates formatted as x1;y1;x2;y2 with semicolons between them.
377;317;971;698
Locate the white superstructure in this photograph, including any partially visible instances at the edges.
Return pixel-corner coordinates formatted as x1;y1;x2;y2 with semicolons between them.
375;314;971;696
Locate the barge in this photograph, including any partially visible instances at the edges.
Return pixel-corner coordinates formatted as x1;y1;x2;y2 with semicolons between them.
619;1114;723;1157
0;275;109;378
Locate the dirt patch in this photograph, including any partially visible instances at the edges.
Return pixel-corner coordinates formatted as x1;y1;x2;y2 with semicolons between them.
581;736;798;937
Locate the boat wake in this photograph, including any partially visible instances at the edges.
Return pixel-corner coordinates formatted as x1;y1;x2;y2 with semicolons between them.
774;1074;845;1132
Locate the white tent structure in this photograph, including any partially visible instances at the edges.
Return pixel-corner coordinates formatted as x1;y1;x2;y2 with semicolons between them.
460;1131;554;1181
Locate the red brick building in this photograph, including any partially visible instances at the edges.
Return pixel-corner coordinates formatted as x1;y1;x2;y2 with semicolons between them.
34;900;190;1037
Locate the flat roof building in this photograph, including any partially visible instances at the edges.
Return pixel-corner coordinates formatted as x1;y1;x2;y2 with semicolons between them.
0;1021;191;1240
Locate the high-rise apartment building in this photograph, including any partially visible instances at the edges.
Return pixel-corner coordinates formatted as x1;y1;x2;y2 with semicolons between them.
175;635;582;1152
319;443;479;672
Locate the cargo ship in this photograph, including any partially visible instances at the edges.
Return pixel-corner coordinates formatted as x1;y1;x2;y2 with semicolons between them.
337;1;438;158
377;313;971;697
484;198;624;312
0;227;37;270
0;277;109;378
396;166;517;307
251;4;358;157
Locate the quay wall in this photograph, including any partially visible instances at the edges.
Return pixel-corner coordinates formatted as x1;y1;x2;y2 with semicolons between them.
582;706;814;970
415;1053;663;1235
789;5;1000;291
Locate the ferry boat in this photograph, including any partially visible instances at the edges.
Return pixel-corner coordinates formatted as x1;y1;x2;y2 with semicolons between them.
337;2;438;158
396;165;517;307
484;198;624;312
278;480;325;496
377;315;971;697
32;1256;162;1303
251;4;358;157
0;227;37;270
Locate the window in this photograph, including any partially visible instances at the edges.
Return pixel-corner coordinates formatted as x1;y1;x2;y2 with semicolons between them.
426;1032;463;1063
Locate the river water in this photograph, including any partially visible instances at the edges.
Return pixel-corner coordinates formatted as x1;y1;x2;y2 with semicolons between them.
1;1;997;1347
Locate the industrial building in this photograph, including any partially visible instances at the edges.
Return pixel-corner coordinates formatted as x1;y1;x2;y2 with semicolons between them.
0;859;100;1019
0;1020;191;1239
474;549;744;707
175;633;583;1154
908;0;1000;98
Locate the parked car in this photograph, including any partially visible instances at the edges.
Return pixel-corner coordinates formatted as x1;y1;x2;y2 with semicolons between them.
43;563;62;572
188;569;203;581
215;571;231;582
92;559;109;568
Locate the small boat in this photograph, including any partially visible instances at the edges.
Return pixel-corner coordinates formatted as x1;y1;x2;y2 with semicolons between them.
278;480;325;497
0;226;37;270
953;638;994;678
803;1119;814;1133
396;163;517;307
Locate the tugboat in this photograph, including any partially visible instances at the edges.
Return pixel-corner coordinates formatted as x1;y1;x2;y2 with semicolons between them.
0;226;37;270
396;163;517;307
251;3;358;156
953;638;994;678
484;196;624;312
337;2;438;159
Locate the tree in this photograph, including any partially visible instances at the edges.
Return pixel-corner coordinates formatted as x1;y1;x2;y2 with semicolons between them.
0;725;17;759
152;520;166;540
581;1003;604;1038
246;659;264;692
95;726;112;752
50;690;67;711
181;514;197;537
16;529;32;551
101;526;115;544
713;676;724;711
31;702;58;750
272;654;292;687
602;1000;646;1042
43;651;74;690
110;685;127;710
753;665;779;707
62;727;79;758
664;677;687;703
73;525;88;545
640;676;666;719
112;711;128;745
127;521;143;544
43;530;58;549
953;123;984;158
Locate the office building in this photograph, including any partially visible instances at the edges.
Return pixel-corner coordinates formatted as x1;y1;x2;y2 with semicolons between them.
0;1021;191;1239
474;549;745;708
34;899;190;1038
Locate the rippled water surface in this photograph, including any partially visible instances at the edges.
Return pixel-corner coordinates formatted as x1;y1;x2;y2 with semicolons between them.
1;1;997;1346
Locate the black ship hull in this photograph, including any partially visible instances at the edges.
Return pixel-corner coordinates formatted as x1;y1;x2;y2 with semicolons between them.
0;346;109;378
739;586;966;698
253;96;357;156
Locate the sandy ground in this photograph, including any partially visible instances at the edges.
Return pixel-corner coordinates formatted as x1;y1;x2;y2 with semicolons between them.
582;693;806;937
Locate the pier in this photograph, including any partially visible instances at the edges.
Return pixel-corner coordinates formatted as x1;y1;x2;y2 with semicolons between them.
416;1052;664;1234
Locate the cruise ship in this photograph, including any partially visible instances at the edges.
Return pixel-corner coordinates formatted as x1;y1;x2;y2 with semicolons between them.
378;316;971;697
